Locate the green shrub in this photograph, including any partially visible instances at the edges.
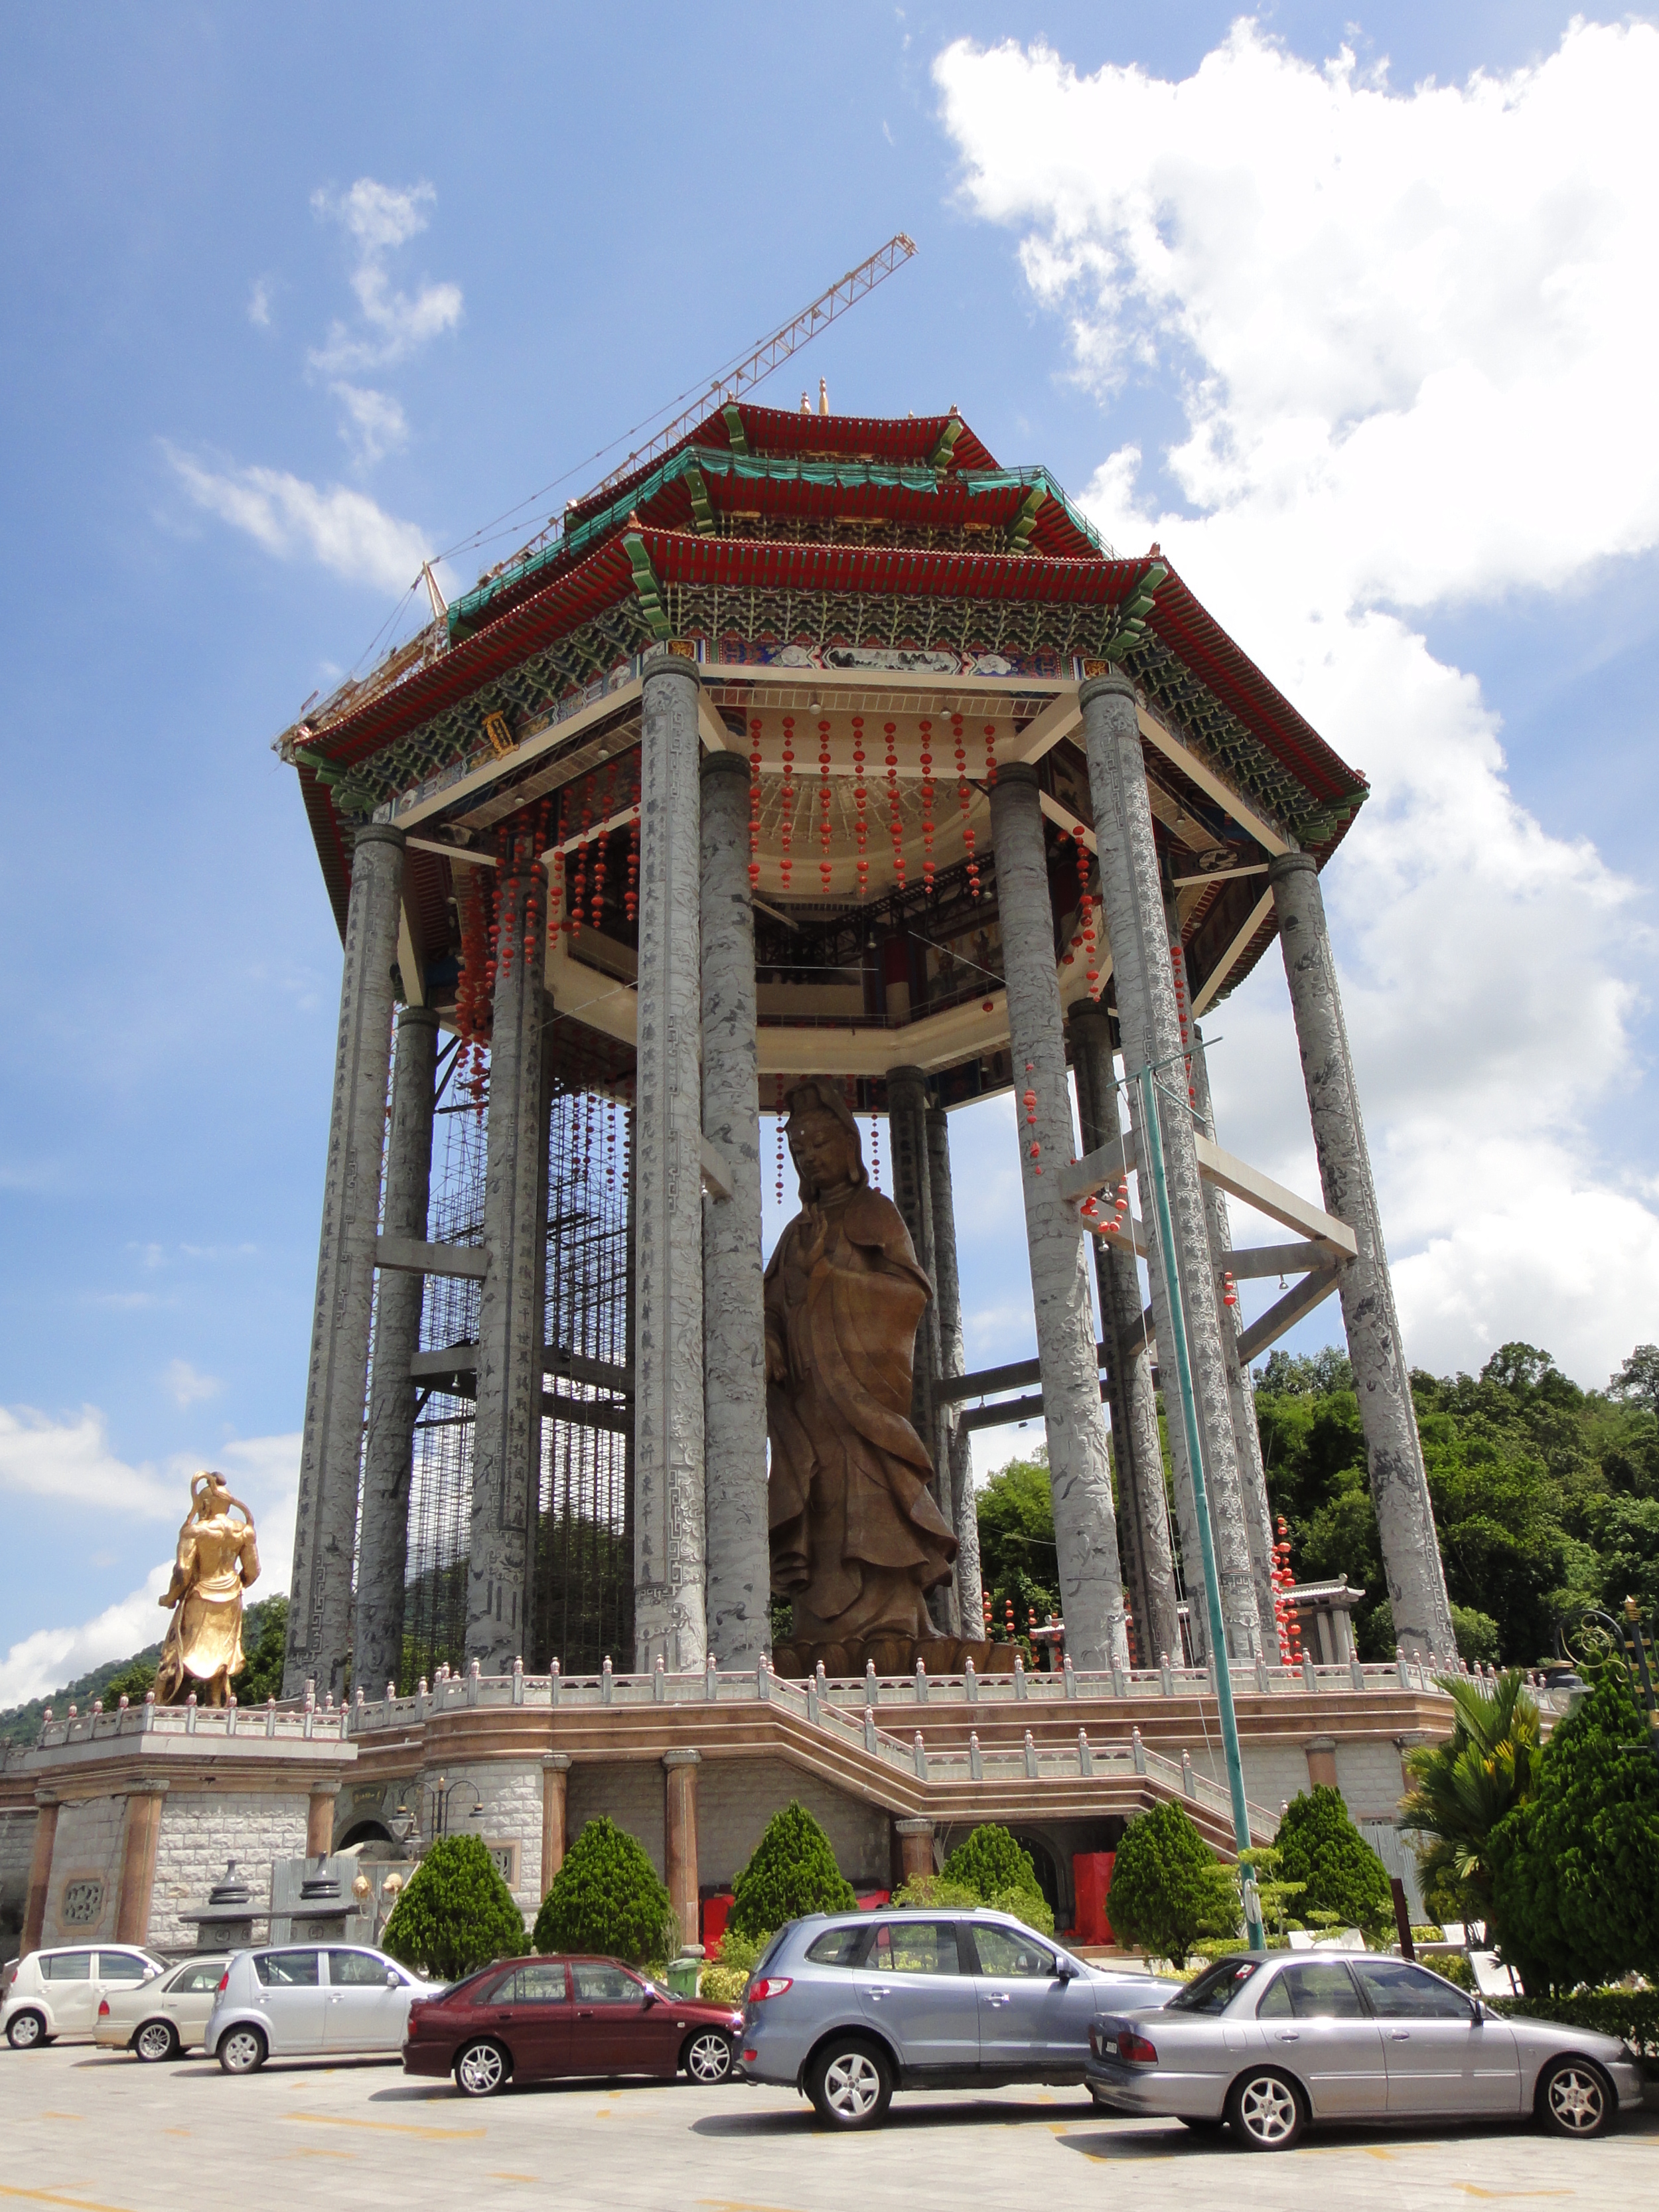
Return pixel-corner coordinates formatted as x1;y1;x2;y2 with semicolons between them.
1107;1801;1240;1968
891;1874;981;1912
1433;1949;1475;1990
727;1803;856;1941
1275;1786;1393;1941
381;1834;528;1980
1488;1659;1659;1995
1494;1987;1659;2057
942;1824;1039;1902
699;1928;765;2006
532;1816;676;1968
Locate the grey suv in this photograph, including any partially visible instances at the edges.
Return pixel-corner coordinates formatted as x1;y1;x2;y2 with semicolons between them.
737;1909;1177;2129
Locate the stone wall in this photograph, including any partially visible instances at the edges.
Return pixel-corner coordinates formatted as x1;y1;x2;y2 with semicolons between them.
696;1762;890;1890
148;1789;311;1953
40;1795;127;1947
0;1808;38;1955
566;1762;666;1878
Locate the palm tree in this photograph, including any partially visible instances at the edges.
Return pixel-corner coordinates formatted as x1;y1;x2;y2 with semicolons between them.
1397;1670;1542;1927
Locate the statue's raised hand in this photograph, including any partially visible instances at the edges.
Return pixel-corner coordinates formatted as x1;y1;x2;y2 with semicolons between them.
798;1201;830;1271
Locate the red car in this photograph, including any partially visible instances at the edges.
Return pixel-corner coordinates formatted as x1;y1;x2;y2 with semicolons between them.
402;1954;746;2098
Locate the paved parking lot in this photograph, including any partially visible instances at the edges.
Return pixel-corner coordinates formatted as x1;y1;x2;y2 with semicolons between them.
1;2042;1652;2212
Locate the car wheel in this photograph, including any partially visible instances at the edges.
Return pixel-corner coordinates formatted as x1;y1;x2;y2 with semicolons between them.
454;2040;510;2098
807;2037;892;2131
1226;2067;1305;2152
135;2020;180;2063
682;2030;733;2085
216;2026;267;2075
1537;2057;1613;2138
6;2011;46;2051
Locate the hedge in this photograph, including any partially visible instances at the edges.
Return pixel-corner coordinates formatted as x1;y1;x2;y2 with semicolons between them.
1495;1987;1659;2057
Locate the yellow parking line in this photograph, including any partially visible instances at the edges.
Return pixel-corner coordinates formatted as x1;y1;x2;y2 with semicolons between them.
39;2116;84;2124
284;2150;355;2162
281;2114;484;2142
0;2189;135;2212
487;2177;540;2185
697;2200;812;2212
1455;2191;1572;2201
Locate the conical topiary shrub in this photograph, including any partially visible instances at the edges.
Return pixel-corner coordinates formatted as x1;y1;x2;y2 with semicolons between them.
1106;1800;1240;1968
728;1802;857;1941
941;1822;1054;1935
1273;1785;1393;1941
380;1833;528;1979
532;1816;676;1967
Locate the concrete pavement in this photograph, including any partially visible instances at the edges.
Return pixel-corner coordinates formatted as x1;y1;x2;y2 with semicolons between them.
1;2041;1652;2212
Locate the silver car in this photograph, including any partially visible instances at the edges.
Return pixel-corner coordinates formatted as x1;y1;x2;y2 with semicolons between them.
1085;1951;1643;2150
737;1907;1177;2129
204;1943;432;2073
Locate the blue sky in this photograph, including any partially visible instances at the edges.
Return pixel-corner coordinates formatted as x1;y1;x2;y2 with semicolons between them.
3;3;1656;1699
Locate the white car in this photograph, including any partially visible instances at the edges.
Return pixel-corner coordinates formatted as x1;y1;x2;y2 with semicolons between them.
204;1943;432;2073
96;1954;230;2061
3;1945;166;2049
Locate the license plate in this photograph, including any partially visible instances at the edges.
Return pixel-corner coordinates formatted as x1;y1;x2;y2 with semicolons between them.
1100;2037;1118;2057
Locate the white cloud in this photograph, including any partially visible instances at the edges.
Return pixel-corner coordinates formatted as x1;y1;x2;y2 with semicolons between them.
248;275;273;328
165;442;431;594
164;1359;220;1410
309;177;463;376
936;18;1659;1384
0;1406;181;1518
330;382;409;466
0;1432;299;1710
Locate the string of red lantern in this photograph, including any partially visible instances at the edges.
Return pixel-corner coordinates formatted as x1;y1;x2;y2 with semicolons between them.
747;717;763;890
1070;826;1101;999
774;1074;786;1204
884;721;905;887
1023;1063;1043;1174
952;714;978;900
779;716;795;891
851;714;869;897
818;716;833;894
625;764;641;924
869;1106;881;1191
918;717;936;894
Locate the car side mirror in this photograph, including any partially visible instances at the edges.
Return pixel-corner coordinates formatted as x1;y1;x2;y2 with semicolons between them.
1471;1998;1488;2023
642;1988;658;2009
1056;1958;1078;1981
386;1970;400;1987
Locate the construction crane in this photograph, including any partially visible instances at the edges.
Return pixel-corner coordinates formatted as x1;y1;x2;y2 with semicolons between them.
593;233;918;496
281;235;918;745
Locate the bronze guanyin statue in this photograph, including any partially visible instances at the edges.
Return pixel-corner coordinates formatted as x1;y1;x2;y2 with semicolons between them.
765;1081;1011;1678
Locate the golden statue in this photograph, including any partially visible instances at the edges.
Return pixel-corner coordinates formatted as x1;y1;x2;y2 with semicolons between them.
155;1472;260;1706
766;1082;958;1661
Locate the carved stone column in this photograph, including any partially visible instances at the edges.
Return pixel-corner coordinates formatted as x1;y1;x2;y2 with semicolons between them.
356;1003;439;1698
540;1755;571;1897
1268;851;1455;1659
1079;672;1259;1660
21;1793;59;1956
1187;1018;1281;1651
1068;999;1181;1666
113;1782;168;1945
633;657;707;1670
286;820;405;1698
663;1749;701;1949
988;762;1129;1670
700;749;769;1666
467;840;550;1674
926;1106;981;1630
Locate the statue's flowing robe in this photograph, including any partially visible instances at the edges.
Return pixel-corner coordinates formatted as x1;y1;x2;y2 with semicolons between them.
155;1514;260;1704
766;1184;957;1640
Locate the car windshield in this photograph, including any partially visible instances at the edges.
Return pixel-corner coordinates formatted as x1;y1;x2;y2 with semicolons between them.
1167;1957;1262;2014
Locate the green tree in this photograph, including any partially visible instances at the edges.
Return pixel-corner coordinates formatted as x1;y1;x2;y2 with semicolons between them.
975;1452;1059;1641
937;1824;1055;1935
727;1803;856;1941
1489;1659;1659;1994
1609;1345;1659;1419
1273;1786;1393;1940
1106;1801;1240;1968
236;1596;289;1704
381;1834;528;1979
1398;1669;1542;1929
104;1659;157;1704
533;1816;676;1966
